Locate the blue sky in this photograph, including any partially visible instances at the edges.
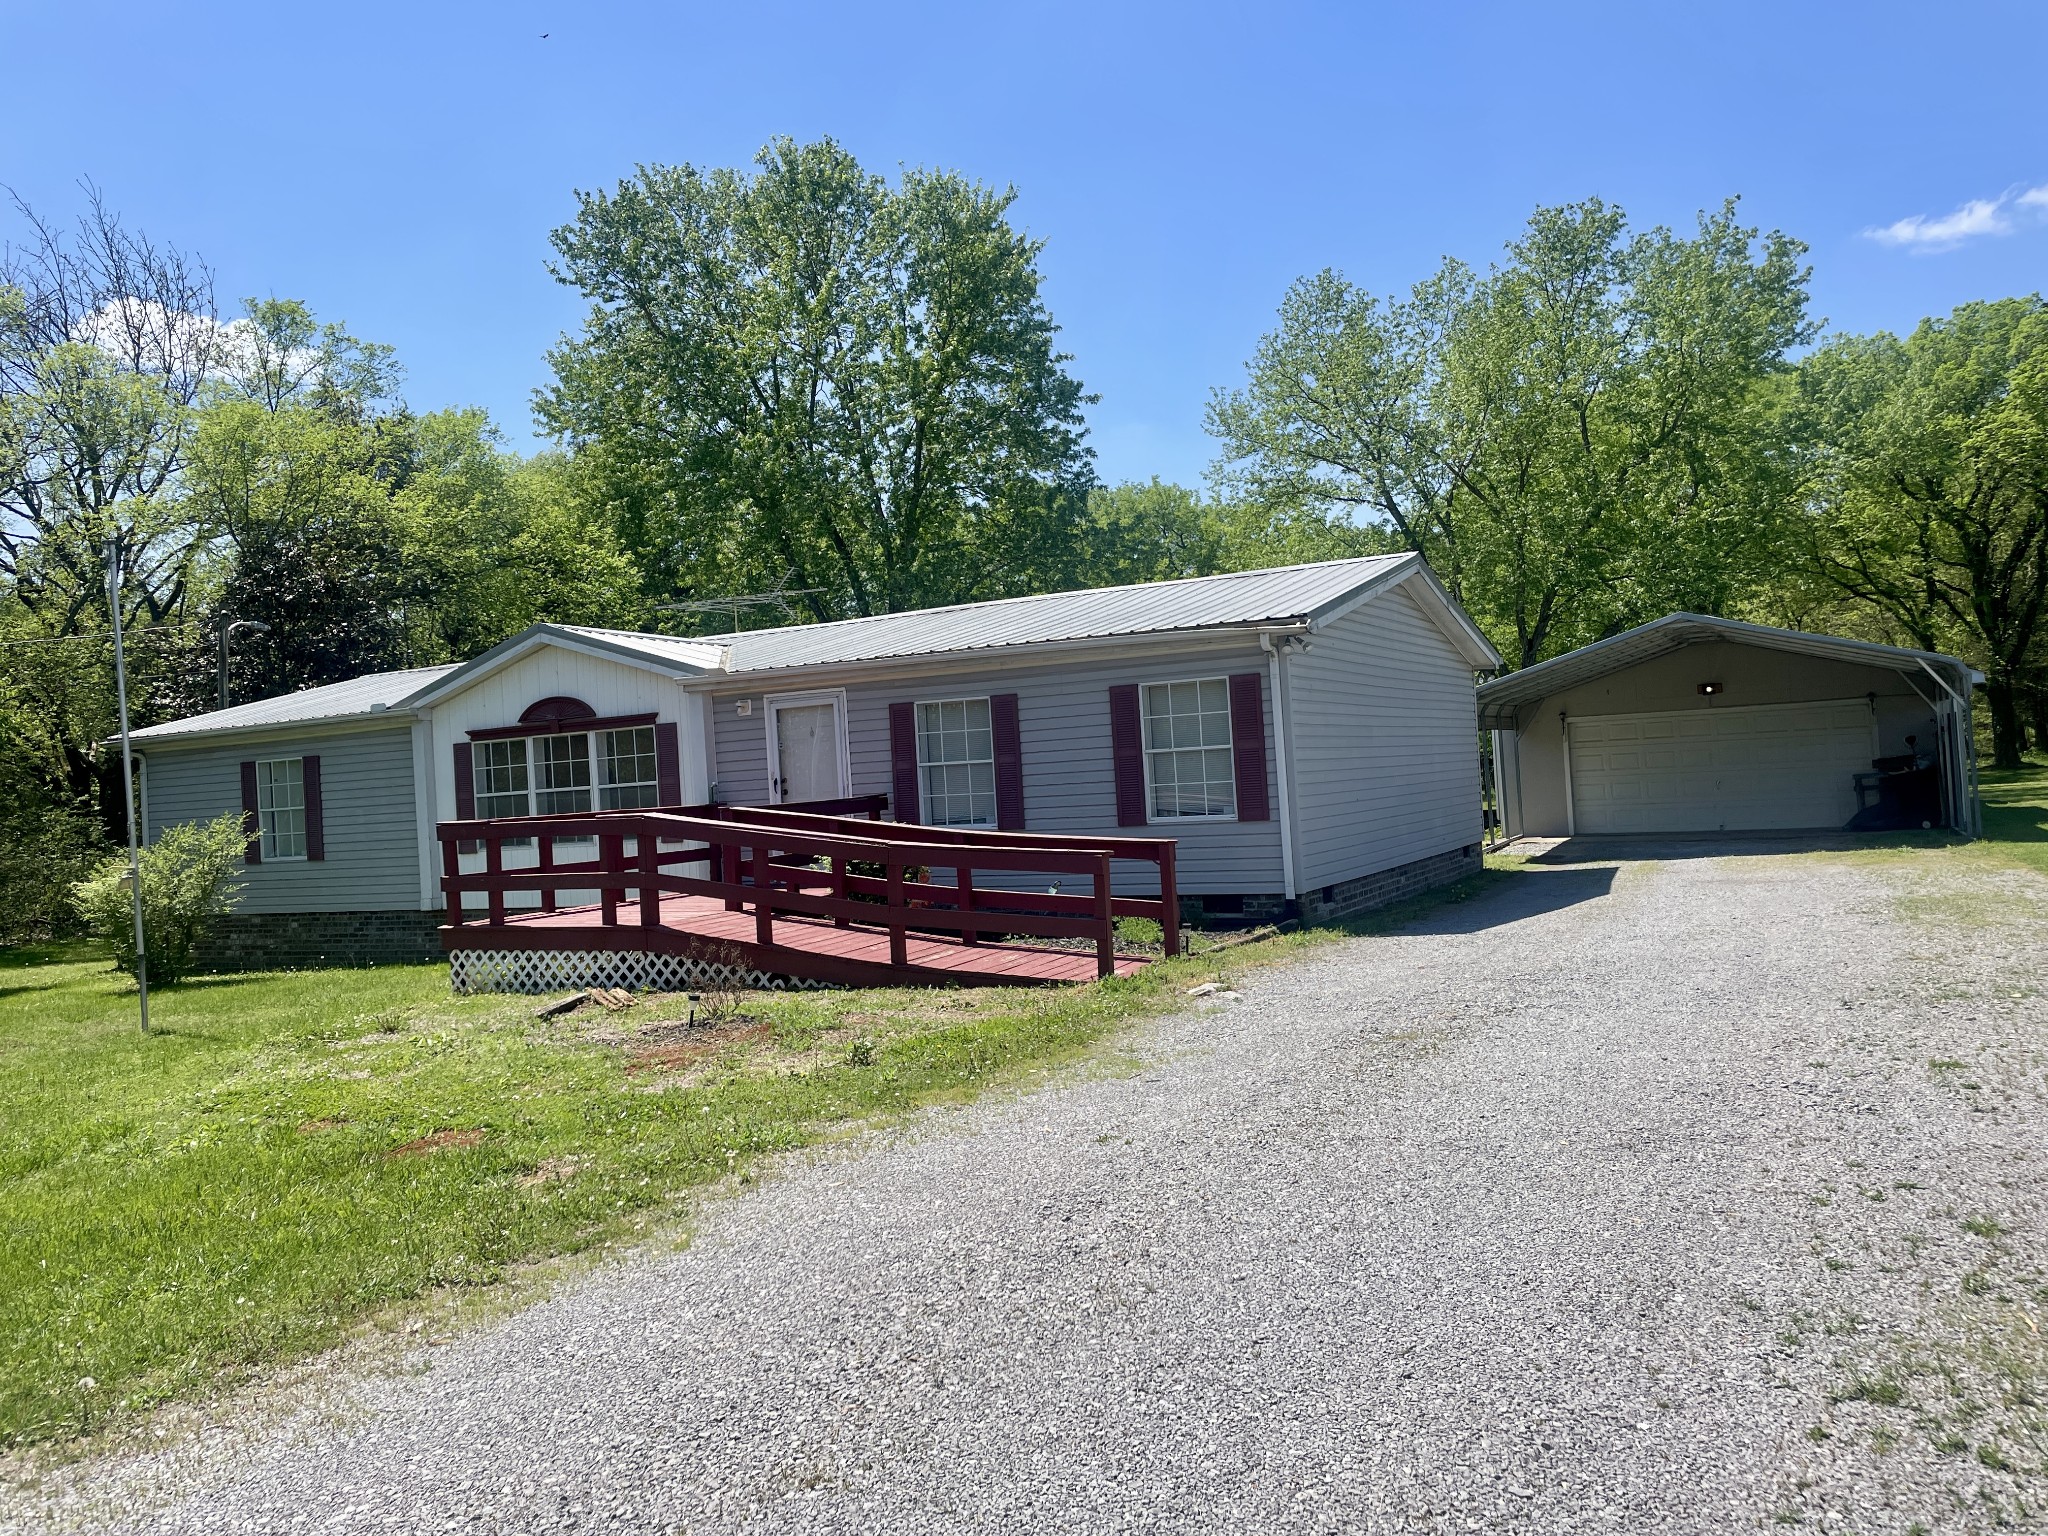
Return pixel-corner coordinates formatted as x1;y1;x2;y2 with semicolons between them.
5;0;2045;488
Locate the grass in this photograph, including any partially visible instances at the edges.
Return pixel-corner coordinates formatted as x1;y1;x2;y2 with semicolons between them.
0;866;1515;1450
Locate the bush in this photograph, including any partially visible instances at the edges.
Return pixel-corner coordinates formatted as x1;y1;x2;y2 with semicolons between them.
71;813;247;982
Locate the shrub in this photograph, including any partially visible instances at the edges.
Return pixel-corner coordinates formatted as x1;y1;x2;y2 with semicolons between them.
71;813;247;982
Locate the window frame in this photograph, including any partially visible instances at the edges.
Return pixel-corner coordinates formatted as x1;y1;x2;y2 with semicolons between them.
254;755;309;861
1139;677;1238;822
914;695;999;829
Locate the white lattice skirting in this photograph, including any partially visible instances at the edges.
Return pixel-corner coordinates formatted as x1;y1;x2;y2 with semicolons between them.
448;948;834;996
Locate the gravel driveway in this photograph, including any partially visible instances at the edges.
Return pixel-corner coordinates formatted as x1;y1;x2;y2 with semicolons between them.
15;845;2047;1534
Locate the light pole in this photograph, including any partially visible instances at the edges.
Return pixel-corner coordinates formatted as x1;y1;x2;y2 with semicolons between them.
106;532;150;1036
217;616;271;710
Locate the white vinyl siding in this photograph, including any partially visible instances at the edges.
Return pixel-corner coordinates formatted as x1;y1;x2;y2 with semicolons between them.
1141;678;1235;820
255;757;307;860
917;698;996;828
1283;583;1486;891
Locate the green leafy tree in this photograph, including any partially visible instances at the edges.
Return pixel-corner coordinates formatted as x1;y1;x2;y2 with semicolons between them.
1797;297;2048;768
1208;199;1813;667
540;137;1096;623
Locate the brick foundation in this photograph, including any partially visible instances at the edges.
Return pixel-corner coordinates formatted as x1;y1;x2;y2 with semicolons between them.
195;910;446;971
1298;843;1482;923
1181;843;1482;929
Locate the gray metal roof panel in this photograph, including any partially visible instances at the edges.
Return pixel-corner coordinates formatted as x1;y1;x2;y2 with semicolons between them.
131;664;458;742
577;555;1420;675
1476;614;1980;728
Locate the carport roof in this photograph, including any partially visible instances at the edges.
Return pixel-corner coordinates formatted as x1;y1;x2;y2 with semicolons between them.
1476;614;1982;730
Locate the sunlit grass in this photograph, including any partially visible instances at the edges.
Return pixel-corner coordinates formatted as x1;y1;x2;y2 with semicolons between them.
0;869;1508;1449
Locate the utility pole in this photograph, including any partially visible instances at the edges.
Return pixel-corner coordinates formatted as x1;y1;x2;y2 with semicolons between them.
107;532;150;1036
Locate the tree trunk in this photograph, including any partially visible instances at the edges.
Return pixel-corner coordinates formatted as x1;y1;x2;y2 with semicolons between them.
2028;685;2048;759
1984;678;2026;770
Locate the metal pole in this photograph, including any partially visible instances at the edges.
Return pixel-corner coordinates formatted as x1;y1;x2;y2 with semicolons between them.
107;533;150;1036
217;612;229;710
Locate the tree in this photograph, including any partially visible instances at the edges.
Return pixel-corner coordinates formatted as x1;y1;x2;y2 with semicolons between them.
0;186;219;634
1208;199;1813;667
1797;298;2048;768
540;137;1096;623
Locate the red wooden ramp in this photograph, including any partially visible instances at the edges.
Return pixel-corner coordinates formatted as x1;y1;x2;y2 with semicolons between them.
437;798;1178;992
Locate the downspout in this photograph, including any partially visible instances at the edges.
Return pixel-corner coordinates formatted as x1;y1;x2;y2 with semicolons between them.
1559;710;1576;838
1259;631;1299;903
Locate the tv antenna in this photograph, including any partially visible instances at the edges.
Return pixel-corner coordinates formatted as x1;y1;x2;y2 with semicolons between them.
656;584;823;635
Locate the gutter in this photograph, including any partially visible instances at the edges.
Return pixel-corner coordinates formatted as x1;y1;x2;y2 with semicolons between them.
1259;630;1300;901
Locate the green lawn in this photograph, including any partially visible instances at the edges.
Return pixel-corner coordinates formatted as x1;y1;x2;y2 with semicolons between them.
1976;759;2048;877
1;893;1440;1450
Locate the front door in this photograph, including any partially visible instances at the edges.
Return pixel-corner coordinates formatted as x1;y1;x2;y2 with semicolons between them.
767;694;848;804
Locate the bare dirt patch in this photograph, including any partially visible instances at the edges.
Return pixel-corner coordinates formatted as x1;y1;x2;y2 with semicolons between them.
382;1129;485;1160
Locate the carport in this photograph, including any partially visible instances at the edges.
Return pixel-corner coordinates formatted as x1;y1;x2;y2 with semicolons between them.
1480;615;1983;840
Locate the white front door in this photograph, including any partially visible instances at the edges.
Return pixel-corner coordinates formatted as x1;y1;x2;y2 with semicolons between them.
767;693;849;804
1567;698;1877;835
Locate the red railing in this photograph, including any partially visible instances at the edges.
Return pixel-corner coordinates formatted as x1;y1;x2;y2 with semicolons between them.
437;801;1178;980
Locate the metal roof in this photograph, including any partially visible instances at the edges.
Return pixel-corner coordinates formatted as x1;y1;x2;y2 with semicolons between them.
135;554;1501;744
573;553;1470;675
131;664;458;742
1476;613;1982;729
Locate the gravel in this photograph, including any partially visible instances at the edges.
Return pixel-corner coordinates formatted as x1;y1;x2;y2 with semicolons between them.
12;843;2046;1535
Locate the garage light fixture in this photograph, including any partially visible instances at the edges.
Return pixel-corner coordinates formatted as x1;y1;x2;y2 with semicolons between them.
1697;682;1723;696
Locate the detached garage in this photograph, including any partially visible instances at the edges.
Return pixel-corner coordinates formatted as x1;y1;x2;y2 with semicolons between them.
1480;614;1984;841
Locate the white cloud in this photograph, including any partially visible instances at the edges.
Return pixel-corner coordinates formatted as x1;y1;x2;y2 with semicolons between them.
1866;182;2048;252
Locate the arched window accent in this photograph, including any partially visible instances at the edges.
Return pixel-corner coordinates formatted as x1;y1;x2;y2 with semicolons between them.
519;696;598;727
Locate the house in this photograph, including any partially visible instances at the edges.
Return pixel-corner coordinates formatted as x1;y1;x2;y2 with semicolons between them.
131;553;1501;972
1479;614;1983;841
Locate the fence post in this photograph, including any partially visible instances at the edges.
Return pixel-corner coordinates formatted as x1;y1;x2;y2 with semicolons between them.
887;858;907;966
537;833;556;914
753;841;775;947
485;833;506;927
1094;852;1114;979
958;864;977;945
639;829;661;929
832;854;850;928
440;836;462;923
600;832;621;926
722;842;743;913
1157;841;1180;958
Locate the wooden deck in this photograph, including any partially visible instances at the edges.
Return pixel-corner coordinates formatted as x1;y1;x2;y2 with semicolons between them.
436;801;1178;990
443;893;1147;987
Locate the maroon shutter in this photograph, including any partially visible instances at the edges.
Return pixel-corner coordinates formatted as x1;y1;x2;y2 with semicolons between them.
888;702;920;823
453;741;475;819
1109;685;1147;827
238;760;262;863
991;692;1025;830
654;721;682;806
1228;672;1271;822
302;755;325;861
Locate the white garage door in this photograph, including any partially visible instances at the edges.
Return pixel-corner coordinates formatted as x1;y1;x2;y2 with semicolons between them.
1568;700;1877;835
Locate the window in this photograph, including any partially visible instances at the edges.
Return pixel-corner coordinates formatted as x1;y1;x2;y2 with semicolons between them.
473;739;531;819
1141;678;1235;819
917;697;996;827
255;757;307;859
535;733;593;814
471;727;664;821
599;726;660;809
